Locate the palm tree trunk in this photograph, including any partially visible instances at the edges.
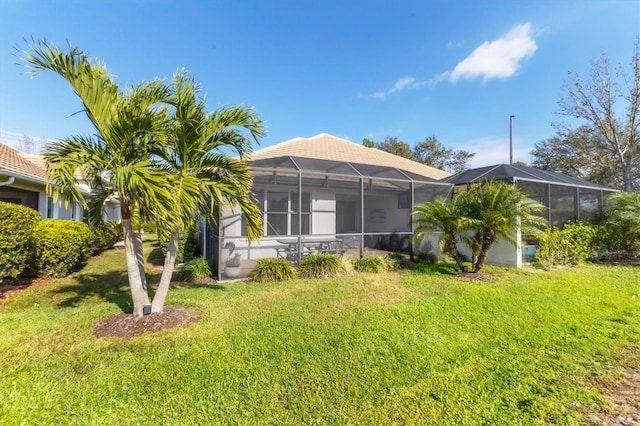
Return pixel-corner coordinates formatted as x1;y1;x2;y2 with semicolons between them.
122;219;150;317
445;233;465;272
132;230;151;305
151;228;179;313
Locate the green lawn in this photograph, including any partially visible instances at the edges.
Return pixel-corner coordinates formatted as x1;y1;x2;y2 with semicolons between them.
1;242;639;425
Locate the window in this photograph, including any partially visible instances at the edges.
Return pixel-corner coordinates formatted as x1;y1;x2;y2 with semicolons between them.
243;191;311;236
47;197;54;219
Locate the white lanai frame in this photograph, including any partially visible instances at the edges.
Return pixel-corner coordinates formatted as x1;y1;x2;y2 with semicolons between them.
207;155;453;280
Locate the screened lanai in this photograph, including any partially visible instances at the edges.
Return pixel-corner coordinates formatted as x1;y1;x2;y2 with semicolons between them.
444;164;617;227
206;154;452;280
443;164;617;267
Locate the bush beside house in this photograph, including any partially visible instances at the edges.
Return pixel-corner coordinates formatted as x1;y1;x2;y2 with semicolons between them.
0;202;41;280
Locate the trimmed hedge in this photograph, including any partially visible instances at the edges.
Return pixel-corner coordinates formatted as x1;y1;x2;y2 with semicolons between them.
0;201;41;280
535;221;599;268
34;219;92;277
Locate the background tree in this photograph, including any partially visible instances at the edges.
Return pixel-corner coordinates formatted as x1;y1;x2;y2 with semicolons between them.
363;136;417;160
530;125;620;188
555;40;640;192
362;135;475;173
414;136;474;173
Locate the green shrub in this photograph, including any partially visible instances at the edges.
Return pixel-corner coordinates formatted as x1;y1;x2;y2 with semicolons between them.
87;221;123;255
384;252;408;270
535;221;599;268
352;256;385;273
415;251;437;265
298;253;343;279
602;192;640;251
251;258;297;283
179;257;212;282
0;202;41;280
34;219;92;277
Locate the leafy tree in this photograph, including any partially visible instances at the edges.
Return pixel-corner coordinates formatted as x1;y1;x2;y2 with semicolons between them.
363;135;474;173
22;39;172;317
365;136;417;160
411;195;475;271
460;181;547;272
414;136;474;173
531;125;623;189
151;70;264;313
555;41;640;192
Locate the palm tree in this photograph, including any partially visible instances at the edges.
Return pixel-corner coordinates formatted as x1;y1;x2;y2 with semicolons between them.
411;195;473;271
460;180;547;272
150;70;265;313
23;39;172;317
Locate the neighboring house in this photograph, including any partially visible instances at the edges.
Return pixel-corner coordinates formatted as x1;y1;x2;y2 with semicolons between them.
204;133;453;280
0;141;121;222
443;163;617;267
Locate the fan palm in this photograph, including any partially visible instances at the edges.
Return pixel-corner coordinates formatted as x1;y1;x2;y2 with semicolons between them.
460;180;547;272
150;70;264;313
22;39;172;317
411;195;474;271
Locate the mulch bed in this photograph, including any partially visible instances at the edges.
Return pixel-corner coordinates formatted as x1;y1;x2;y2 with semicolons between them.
93;306;202;339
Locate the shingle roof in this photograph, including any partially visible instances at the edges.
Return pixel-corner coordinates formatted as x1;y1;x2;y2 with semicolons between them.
248;133;450;180
443;163;616;191
0;141;46;182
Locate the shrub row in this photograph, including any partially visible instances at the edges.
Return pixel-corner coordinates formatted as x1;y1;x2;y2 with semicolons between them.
0;201;123;280
249;252;416;283
535;221;599;268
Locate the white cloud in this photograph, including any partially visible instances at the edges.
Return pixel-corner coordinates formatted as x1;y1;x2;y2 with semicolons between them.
367;23;538;99
370;76;428;99
449;23;538;83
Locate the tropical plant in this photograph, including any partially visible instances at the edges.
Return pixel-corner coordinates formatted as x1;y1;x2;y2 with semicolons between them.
179;257;212;282
411;195;472;271
250;258;297;283
352;256;385;273
22;38;172;316
150;70;264;313
298;253;342;279
460;181;547;272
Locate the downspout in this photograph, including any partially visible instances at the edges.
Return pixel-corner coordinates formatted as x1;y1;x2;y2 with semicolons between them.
0;176;15;186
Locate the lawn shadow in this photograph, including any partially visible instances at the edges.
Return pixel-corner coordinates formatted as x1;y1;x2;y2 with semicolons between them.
409;262;461;275
54;270;133;312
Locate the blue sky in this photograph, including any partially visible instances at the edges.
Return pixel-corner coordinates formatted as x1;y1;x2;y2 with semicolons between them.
1;0;638;167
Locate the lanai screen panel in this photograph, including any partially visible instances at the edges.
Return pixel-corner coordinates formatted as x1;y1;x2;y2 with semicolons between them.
578;188;602;222
550;184;577;227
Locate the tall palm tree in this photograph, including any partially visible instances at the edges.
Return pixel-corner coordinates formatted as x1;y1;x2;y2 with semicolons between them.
460;181;547;272
150;70;264;313
23;39;172;317
411;195;474;271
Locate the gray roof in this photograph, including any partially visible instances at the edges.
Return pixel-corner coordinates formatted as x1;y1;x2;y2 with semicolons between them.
443;164;616;192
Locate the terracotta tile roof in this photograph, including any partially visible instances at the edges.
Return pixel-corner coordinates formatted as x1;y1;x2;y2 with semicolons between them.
248;133;450;180
0;141;46;182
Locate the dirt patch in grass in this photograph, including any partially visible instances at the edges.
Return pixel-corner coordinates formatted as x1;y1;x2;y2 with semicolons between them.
592;251;640;267
93;306;202;339
590;365;640;425
454;272;495;282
